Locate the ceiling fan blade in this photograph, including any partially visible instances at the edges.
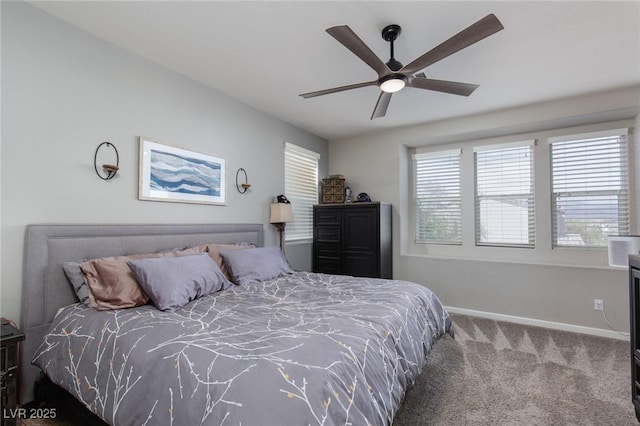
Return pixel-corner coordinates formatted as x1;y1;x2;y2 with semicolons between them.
299;80;378;99
408;76;479;96
400;14;504;76
371;91;392;120
326;25;390;77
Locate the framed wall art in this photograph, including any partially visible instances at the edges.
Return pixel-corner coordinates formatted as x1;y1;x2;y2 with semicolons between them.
139;137;226;205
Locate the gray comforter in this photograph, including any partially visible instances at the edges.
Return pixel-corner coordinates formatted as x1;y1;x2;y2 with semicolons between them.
33;272;452;426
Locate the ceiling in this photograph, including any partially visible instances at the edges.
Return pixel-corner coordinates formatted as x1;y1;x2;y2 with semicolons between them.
29;1;640;141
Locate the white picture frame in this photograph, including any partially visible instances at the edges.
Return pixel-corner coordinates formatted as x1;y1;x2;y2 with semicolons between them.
139;137;226;205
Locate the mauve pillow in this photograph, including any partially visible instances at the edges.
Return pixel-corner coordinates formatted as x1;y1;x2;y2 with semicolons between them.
127;253;231;312
199;243;255;281
79;246;203;310
220;246;292;285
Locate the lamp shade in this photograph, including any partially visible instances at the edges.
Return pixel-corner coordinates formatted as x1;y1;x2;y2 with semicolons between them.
270;203;293;223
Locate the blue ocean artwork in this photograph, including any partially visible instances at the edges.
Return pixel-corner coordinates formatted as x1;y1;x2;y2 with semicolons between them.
150;149;221;196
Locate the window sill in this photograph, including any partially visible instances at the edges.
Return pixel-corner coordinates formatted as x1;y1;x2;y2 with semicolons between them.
400;250;620;271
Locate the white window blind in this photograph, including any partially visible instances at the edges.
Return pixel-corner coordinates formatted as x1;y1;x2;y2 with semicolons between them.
550;129;629;248
474;141;535;248
284;142;319;241
413;149;462;244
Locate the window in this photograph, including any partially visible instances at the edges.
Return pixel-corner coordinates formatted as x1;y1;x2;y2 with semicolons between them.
474;141;535;247
413;149;462;244
550;129;629;248
408;122;634;265
284;142;319;241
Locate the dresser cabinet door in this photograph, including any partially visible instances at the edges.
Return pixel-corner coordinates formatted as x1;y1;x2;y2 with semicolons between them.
341;207;379;277
342;207;377;251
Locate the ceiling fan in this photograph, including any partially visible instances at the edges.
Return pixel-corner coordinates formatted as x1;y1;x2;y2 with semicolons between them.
299;14;504;120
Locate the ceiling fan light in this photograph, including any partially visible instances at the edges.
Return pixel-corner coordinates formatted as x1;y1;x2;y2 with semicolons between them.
379;74;407;93
380;78;405;93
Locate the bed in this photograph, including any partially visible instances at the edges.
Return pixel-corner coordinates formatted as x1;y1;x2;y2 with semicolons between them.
20;223;452;426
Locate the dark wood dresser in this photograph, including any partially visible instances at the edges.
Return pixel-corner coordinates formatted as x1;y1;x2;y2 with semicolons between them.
312;202;391;279
630;254;640;421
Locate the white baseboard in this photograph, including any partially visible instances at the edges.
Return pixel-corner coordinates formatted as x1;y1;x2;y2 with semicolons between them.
445;306;630;341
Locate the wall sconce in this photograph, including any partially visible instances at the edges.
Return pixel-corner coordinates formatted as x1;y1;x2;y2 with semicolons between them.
236;168;251;194
94;142;119;181
270;201;293;251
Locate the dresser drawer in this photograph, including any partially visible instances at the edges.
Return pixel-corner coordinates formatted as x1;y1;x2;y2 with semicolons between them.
315;226;340;243
315;243;340;258
314;209;341;225
313;257;341;274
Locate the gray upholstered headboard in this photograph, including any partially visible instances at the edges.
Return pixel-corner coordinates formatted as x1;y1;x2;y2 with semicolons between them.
20;223;263;404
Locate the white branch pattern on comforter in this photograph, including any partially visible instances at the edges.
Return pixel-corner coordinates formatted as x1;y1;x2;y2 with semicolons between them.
33;272;451;426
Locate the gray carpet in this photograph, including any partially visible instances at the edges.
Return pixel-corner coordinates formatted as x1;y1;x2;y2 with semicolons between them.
394;313;636;425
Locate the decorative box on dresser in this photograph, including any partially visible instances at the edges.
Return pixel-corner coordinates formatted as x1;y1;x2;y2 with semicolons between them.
630;254;640;421
313;202;391;279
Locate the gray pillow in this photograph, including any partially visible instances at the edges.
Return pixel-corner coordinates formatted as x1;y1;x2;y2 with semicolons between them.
220;246;292;285
127;253;231;312
62;262;92;307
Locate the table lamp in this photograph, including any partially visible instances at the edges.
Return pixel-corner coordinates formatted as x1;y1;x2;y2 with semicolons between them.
270;203;293;251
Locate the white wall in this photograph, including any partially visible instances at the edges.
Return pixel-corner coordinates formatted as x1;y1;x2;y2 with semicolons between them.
0;2;327;323
330;86;640;334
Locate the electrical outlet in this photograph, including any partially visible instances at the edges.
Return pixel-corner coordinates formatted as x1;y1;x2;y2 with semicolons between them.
594;299;604;311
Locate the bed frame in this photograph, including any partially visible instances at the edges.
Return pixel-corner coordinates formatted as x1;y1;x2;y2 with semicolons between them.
19;223;264;405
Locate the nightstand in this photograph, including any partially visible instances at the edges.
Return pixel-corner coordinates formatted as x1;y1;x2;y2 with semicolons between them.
1;322;25;426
